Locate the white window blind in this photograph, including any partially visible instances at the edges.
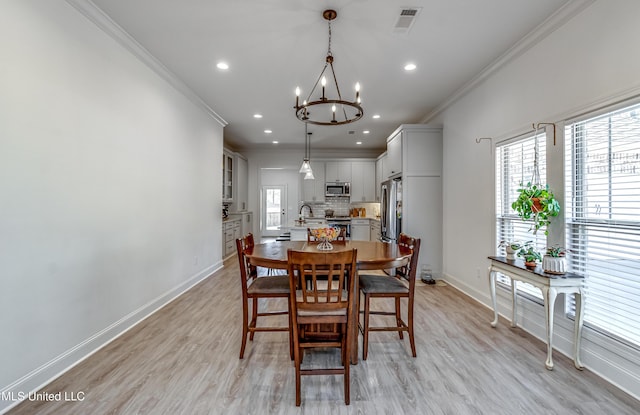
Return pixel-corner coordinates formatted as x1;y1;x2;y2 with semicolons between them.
565;101;640;347
495;132;547;299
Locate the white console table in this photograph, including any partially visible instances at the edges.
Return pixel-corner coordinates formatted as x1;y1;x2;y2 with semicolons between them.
488;256;585;370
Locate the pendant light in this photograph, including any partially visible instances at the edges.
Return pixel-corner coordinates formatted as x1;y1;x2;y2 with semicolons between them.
302;125;314;180
299;123;311;174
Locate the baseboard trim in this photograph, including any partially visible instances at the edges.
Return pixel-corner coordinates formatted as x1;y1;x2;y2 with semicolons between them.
0;260;224;414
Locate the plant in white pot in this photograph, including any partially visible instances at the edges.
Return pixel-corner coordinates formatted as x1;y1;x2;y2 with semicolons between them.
498;241;527;261
543;246;567;274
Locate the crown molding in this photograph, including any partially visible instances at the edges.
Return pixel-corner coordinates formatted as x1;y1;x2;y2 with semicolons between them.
65;0;228;127
421;0;596;123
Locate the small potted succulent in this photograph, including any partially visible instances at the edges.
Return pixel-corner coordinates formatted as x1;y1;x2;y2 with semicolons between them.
517;242;542;269
511;182;561;235
542;246;567;274
498;241;527;261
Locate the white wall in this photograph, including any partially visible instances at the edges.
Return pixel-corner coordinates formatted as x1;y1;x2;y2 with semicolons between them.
0;1;224;409
433;0;640;398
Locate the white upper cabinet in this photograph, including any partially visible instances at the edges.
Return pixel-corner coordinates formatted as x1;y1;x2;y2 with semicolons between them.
234;155;248;211
384;124;443;178
386;131;402;177
301;161;325;202
375;153;386;201
351;161;376;202
222;150;234;202
325;161;352;183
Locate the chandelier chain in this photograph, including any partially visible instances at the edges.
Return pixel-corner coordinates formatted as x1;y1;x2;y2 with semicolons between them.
327;19;332;56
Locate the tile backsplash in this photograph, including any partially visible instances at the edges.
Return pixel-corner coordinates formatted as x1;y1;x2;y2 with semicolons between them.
300;198;380;218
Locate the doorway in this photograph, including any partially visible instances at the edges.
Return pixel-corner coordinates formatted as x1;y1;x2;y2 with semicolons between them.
261;185;287;237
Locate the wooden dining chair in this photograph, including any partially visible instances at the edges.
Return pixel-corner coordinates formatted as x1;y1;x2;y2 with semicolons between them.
358;233;421;360
286;248;357;406
236;233;292;359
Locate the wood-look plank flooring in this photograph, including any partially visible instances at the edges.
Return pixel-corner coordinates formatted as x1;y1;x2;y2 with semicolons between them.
8;256;639;414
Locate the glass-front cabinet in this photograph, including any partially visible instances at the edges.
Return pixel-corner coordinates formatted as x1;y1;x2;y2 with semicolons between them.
222;151;233;202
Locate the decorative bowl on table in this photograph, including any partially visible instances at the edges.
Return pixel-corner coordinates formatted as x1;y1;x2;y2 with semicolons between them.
310;227;341;250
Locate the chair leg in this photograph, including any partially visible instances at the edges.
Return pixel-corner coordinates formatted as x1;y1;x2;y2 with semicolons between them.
408;298;417;357
395;297;403;339
239;296;249;359
249;298;258;341
362;294;370;361
288;299;294;360
294;335;302;406
344;323;350;405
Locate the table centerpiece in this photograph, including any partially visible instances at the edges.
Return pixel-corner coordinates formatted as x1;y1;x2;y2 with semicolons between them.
309;227;341;250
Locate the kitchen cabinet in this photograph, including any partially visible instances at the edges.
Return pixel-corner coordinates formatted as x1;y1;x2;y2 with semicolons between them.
223;218;241;257
222;150;234;202
375;154;386;201
234;155;248;211
351;219;370;241
350;161;376;202
385;124;443;177
370;219;381;241
230;212;253;237
325;161;352;183
301;161;325;202
386;131;402;177
381;124;443;278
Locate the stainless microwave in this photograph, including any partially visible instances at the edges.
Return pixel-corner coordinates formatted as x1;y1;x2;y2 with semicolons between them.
326;182;350;197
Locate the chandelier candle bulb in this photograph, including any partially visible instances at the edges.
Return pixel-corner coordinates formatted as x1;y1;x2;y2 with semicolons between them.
321;77;326;100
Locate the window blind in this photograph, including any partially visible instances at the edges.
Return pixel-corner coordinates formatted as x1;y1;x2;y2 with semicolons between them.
565;101;640;347
496;132;547;298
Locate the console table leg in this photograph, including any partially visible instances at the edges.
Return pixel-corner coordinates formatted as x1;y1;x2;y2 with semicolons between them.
511;279;517;328
489;267;499;328
543;287;557;370
573;290;585;370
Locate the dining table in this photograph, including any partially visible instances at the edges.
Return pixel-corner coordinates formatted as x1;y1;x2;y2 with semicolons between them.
245;240;413;364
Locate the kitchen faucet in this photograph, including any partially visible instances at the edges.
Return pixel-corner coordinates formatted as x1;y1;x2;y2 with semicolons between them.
299;204;313;217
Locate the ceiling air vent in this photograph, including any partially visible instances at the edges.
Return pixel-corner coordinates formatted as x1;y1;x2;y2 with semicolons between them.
393;7;422;34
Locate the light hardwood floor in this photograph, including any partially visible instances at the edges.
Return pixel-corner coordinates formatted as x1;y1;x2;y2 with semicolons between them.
8;256;639;414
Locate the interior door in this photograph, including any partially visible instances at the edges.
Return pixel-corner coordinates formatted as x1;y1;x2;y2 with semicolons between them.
261;185;287;237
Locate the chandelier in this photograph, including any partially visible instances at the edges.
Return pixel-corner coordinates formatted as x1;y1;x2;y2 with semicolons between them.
294;9;363;126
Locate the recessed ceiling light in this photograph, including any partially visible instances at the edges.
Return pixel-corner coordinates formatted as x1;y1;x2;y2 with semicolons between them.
272;141;279;144
356;141;362;145
253;114;263;119
404;63;417;71
363;130;370;134
264;129;272;134
372;114;381;119
216;62;229;70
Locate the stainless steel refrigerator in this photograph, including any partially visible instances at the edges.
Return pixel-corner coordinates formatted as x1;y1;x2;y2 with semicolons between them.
380;178;402;242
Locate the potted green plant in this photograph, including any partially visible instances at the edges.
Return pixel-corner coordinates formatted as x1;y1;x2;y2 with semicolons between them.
517;242;542;269
542;246;567;274
511;182;561;235
498;241;527;260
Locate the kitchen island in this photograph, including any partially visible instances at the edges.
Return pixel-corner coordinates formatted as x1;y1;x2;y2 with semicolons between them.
281;218;327;241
